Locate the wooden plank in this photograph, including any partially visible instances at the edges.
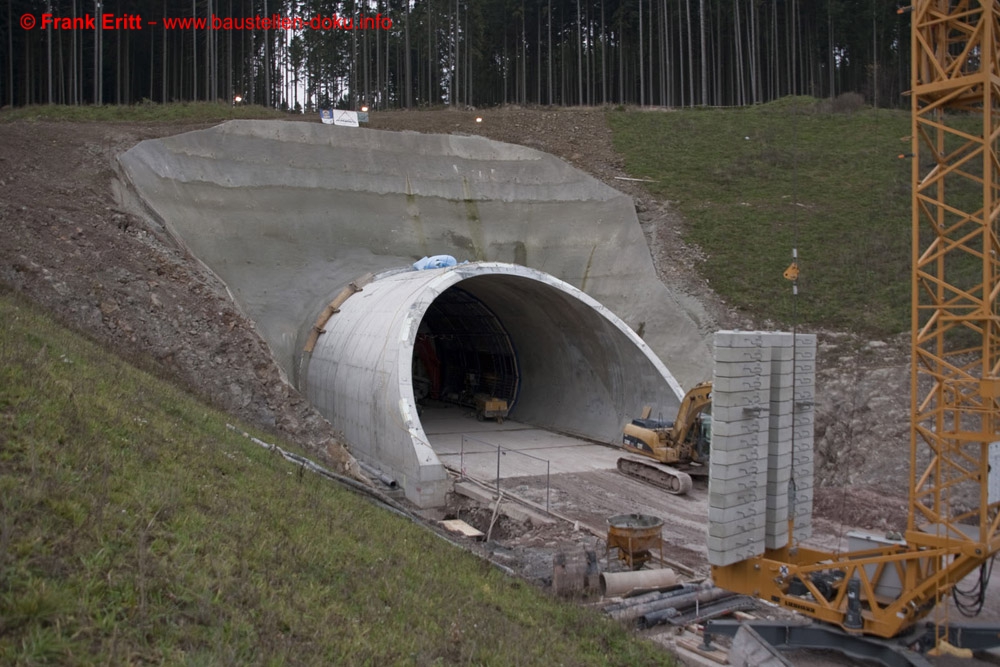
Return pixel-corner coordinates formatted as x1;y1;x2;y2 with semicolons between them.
440;519;485;539
677;636;730;665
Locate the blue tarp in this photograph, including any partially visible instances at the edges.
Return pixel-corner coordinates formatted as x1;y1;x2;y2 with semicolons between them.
412;255;459;270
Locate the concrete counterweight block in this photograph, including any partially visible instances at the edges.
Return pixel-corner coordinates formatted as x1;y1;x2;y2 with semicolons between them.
711;444;768;466
709;499;766;524
709;330;819;558
711;431;768;452
711;415;768;437
714;360;771;378
714;346;772;363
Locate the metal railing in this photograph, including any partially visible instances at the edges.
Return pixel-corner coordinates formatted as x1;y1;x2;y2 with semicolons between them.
459;434;551;512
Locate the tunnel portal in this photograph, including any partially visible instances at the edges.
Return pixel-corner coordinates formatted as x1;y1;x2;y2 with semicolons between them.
302;262;683;507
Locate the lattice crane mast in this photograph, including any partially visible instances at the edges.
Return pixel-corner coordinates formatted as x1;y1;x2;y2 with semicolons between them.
711;0;1000;641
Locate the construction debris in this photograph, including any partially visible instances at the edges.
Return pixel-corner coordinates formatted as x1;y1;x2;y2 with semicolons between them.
440;519;485;539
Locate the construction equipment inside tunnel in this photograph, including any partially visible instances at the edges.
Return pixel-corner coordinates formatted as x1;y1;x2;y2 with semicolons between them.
302;262;684;507
413;285;520;415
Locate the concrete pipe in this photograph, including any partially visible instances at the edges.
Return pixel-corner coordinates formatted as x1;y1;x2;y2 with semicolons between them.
600;567;679;598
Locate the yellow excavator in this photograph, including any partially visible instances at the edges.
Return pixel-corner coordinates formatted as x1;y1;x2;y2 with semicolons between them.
617;381;712;495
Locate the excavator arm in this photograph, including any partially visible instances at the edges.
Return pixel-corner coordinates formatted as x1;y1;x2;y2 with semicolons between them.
668;381;712;455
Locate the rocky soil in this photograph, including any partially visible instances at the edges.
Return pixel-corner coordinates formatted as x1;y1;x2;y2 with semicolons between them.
0;120;357;476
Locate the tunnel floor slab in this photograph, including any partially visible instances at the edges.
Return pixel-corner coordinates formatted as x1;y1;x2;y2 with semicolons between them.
421;405;623;478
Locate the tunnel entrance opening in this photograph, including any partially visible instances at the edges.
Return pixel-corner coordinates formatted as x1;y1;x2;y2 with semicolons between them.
412;286;520;420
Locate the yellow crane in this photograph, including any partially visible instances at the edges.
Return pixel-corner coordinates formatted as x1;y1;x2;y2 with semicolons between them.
710;0;1000;649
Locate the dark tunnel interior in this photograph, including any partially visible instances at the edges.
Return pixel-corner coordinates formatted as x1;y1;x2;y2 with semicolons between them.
412;286;520;417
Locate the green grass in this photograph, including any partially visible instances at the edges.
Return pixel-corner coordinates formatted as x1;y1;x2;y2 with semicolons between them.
0;290;673;666
0;101;289;123
608;98;915;335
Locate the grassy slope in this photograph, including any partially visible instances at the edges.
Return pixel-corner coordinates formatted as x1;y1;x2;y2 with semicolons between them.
608;99;914;336
0;291;672;666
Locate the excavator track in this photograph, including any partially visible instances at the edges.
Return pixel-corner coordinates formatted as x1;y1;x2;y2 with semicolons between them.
617;457;693;495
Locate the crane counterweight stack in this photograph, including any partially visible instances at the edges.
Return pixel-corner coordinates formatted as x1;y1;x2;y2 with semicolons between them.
707;331;816;567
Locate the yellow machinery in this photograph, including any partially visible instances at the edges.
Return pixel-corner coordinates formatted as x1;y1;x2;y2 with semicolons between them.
711;0;1000;648
618;381;712;495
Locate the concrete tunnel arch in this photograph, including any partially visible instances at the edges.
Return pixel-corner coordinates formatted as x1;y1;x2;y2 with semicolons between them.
302;262;684;507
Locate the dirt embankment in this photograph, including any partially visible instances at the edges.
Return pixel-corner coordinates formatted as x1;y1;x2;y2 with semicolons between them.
0;120;353;474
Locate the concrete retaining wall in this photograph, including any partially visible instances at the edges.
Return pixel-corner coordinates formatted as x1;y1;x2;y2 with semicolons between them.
117;120;712;388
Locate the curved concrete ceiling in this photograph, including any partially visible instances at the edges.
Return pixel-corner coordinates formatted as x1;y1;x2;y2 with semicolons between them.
304;262;683;507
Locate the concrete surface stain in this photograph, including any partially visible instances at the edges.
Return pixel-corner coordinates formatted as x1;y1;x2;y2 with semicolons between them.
444;229;476;256
514;241;527;266
581;244;597;291
404;179;428;256
462;177;486;260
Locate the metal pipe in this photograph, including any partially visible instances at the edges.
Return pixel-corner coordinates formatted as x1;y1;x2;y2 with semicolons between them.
601;585;696;613
638;588;737;627
603;588;695;621
546;460;550;512
639;594;744;629
606;582;720;622
358;461;398;489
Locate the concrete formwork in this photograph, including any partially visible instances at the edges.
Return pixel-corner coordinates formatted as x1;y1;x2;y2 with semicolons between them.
304;262;683;507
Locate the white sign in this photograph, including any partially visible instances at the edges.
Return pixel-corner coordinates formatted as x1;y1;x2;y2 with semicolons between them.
334;110;359;127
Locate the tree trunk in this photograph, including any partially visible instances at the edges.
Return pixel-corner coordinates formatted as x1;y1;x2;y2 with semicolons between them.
685;0;693;106
734;0;743;105
7;0;13;106
601;0;606;105
547;0;552;105
46;0;52;103
576;0;583;106
699;0;706;105
427;0;432;103
639;0;644;106
537;4;541;104
648;0;654;105
405;1;411;107
454;0;459;105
